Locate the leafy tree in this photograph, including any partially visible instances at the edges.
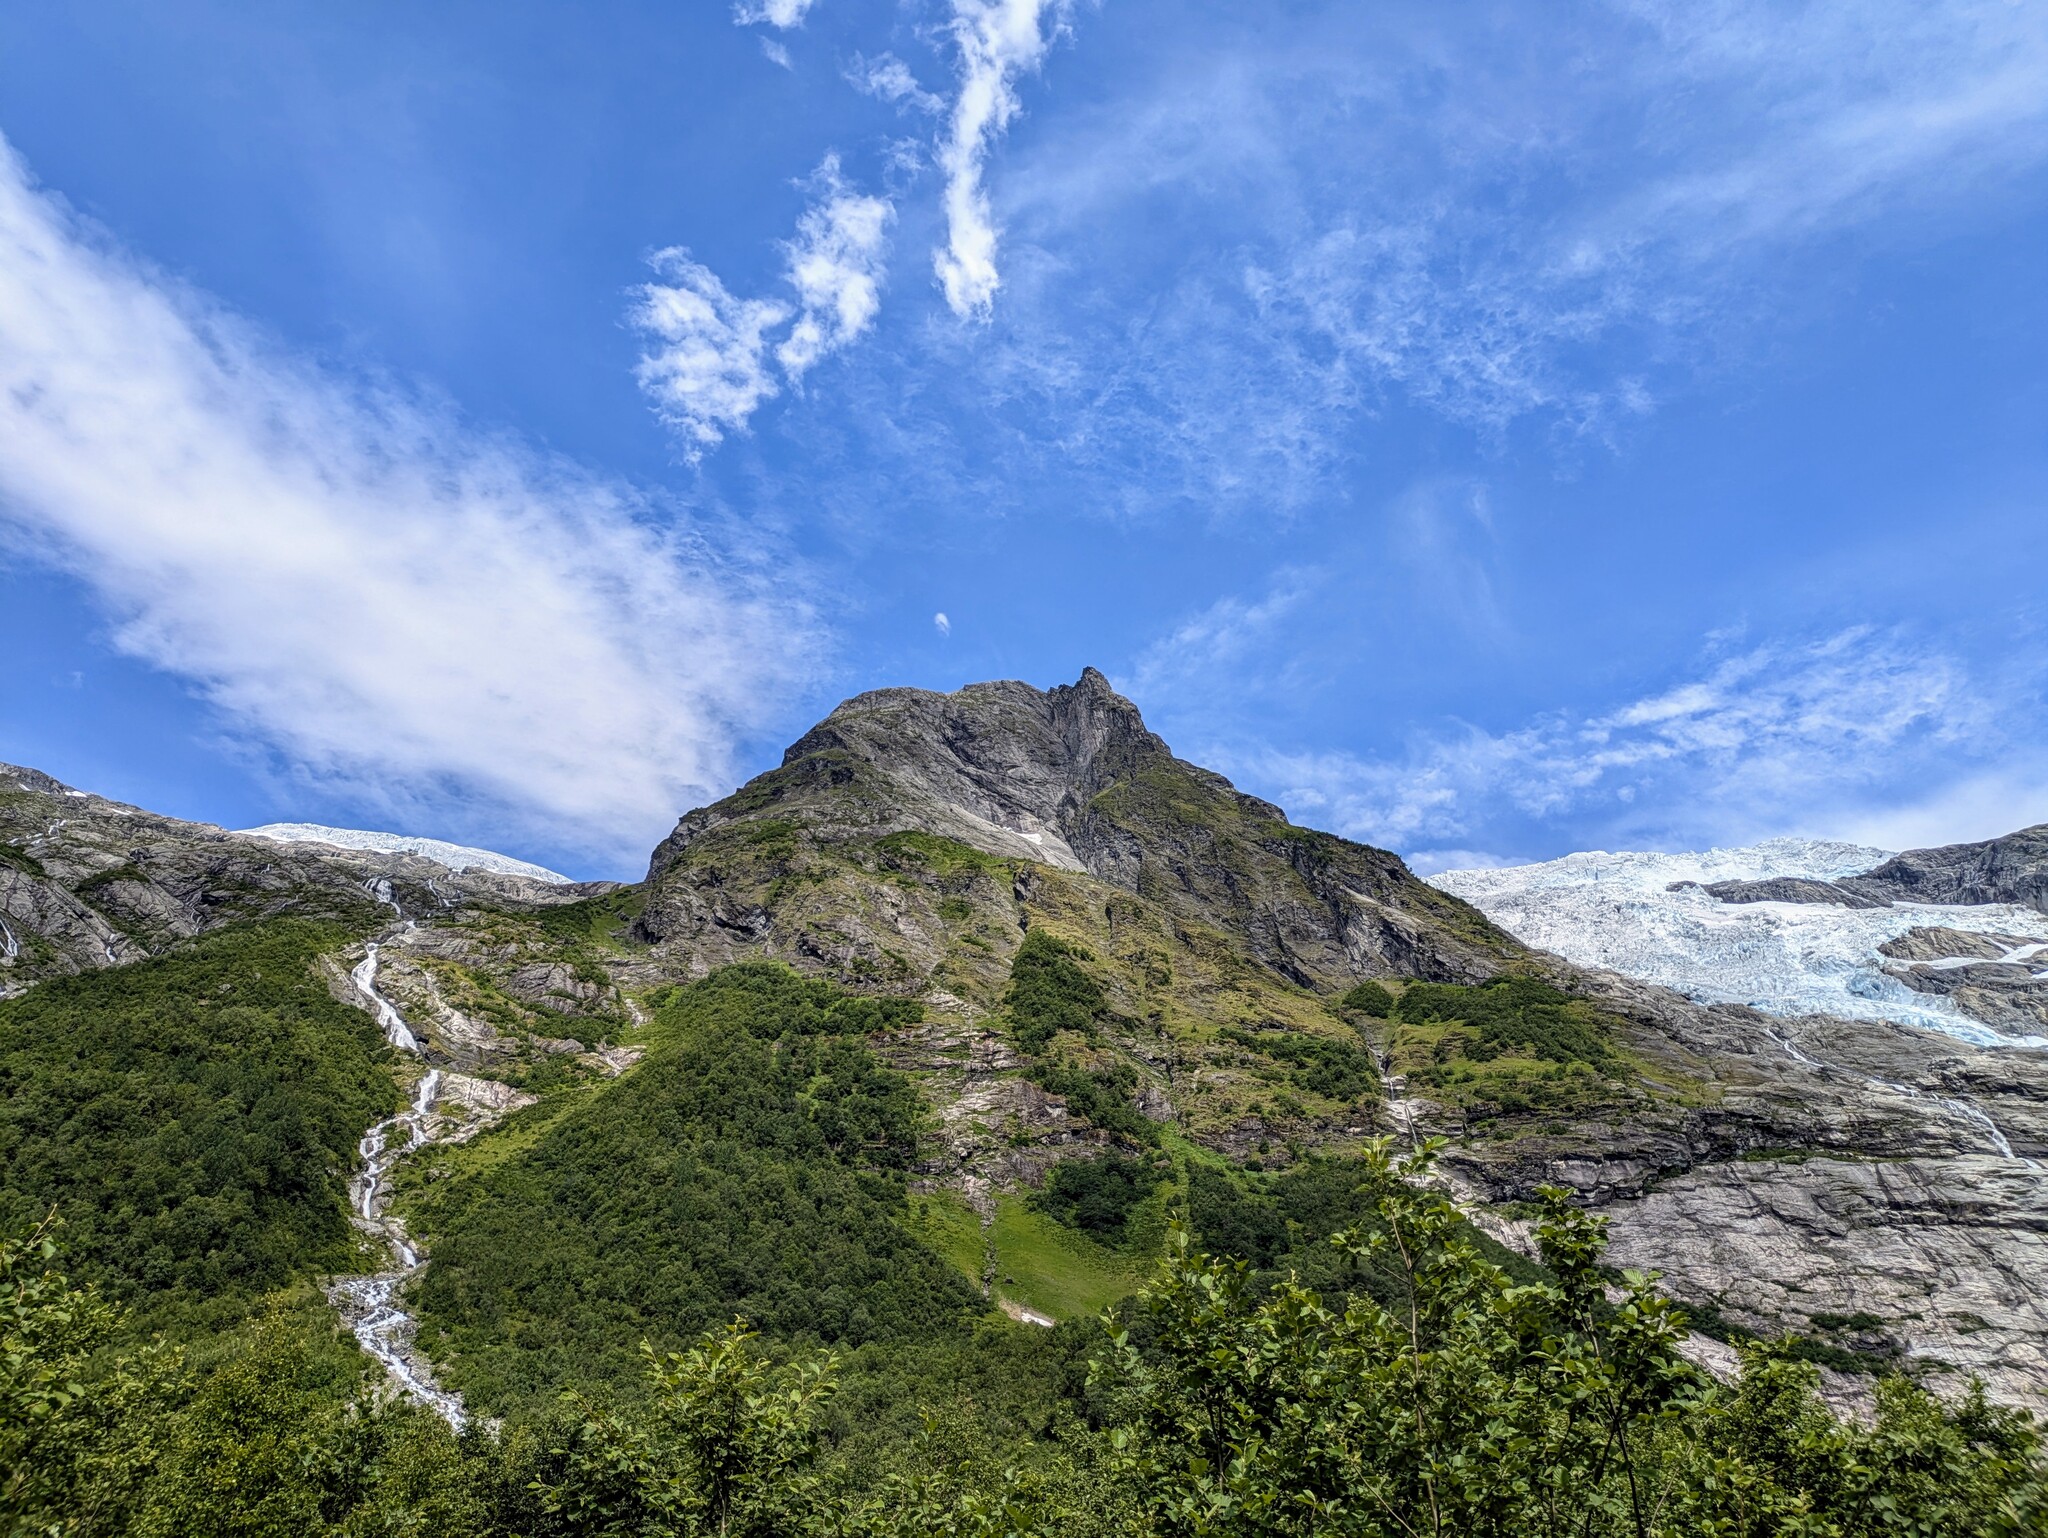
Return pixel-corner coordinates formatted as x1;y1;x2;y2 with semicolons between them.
1032;1154;1159;1244
1;1216;178;1538
1335;982;1395;1019
538;1324;837;1538
0;920;391;1328
1007;933;1117;1054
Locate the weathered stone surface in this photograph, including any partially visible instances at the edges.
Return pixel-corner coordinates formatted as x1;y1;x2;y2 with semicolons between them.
0;760;607;992
1700;876;1888;908
1848;824;2048;913
638;669;1513;992
1600;1155;2048;1408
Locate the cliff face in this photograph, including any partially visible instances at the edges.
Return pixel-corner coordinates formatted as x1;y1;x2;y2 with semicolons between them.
0;759;603;991
1852;824;2048;913
1693;825;2048;918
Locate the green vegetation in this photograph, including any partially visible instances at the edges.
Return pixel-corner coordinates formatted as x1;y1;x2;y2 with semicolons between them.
71;863;153;899
16;1142;2046;1536
1220;1024;1378;1103
1006;929;1118;1052
531;886;647;948
0;840;46;878
1393;975;1612;1065
0;918;391;1332
1030;1152;1161;1244
410;963;984;1410
1380;974;1634;1122
1336;979;1396;1017
874;829;1008;879
985;1195;1154;1321
1024;1058;1159;1146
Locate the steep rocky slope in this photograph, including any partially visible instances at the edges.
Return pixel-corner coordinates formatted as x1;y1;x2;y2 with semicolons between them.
0;762;594;994
9;675;2048;1412
1699;824;2048;917
625;676;2048;1405
1437;838;2048;1405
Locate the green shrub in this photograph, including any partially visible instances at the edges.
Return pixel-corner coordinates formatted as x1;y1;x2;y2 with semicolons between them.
1031;1153;1158;1243
1006;931;1115;1053
0;919;390;1328
1394;975;1613;1066
1336;980;1396;1017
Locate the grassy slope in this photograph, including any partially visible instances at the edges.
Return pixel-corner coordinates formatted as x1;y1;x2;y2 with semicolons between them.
0;915;392;1336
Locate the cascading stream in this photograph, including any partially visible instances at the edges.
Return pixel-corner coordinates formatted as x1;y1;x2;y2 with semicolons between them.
351;942;420;1053
330;936;466;1427
1766;1029;2029;1164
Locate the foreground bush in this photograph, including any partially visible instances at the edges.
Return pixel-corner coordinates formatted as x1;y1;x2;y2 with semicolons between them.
8;1142;2045;1535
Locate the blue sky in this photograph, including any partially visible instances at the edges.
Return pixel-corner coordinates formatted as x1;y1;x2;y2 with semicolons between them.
0;0;2044;880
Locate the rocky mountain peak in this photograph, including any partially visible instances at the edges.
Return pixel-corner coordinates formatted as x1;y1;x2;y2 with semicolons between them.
720;669;1279;883
639;668;1509;996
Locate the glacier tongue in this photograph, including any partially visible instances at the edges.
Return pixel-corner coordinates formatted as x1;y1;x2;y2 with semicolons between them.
1431;837;2048;1048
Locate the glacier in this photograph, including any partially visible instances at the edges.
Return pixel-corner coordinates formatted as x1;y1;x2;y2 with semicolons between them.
1430;838;2048;1048
240;823;572;884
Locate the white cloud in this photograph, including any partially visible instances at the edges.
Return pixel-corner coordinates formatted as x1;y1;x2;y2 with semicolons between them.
934;0;1071;318
635;158;892;452
760;38;793;69
848;52;945;114
632;254;790;457
734;0;815;29
933;611;951;636
777;158;893;378
1232;628;2017;857
1120;577;1308;702
0;136;815;866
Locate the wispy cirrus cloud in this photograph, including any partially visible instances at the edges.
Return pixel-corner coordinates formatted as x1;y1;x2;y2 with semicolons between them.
734;0;816;29
848;52;946;115
0;135;814;867
891;0;2048;508
933;0;1072;318
635;156;892;455
1222;627;2036;867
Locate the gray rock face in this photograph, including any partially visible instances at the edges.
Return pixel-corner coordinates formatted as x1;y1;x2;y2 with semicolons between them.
640;669;1511;991
1600;1155;2048;1407
1849;825;2048;913
0;761;604;993
1700;876;1888;908
1699;826;2048;915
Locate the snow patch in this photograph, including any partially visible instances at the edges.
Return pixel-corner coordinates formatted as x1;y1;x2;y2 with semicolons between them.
240;823;570;883
1431;838;2048;1048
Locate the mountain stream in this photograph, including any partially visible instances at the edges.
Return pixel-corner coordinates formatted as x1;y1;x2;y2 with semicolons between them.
329;938;467;1427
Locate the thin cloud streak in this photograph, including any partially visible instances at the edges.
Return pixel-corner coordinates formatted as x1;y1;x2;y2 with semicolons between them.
1226;628;2026;863
734;0;816;29
0;136;815;866
939;0;2048;511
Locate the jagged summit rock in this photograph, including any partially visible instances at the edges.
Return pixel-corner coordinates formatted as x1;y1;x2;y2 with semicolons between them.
640;668;1507;992
762;666;1282;879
